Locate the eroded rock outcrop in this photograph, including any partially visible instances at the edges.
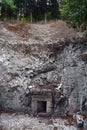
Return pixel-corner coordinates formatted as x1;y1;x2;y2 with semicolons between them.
0;22;87;116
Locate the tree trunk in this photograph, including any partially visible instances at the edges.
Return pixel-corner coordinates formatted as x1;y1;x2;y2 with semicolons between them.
44;13;47;23
30;12;32;23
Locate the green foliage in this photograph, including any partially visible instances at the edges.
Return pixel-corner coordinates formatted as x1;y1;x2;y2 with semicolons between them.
1;0;87;27
61;0;87;30
1;0;16;19
0;0;59;22
47;12;52;21
5;0;15;8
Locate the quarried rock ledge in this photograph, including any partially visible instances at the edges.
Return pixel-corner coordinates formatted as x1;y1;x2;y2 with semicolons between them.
0;37;87;118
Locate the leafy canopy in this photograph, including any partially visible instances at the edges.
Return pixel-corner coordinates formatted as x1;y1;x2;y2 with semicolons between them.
61;0;87;30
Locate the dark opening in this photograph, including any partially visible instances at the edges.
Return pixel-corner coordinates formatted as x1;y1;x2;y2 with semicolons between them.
37;101;47;113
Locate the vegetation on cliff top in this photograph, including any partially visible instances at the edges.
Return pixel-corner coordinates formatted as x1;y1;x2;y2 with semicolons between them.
0;0;87;31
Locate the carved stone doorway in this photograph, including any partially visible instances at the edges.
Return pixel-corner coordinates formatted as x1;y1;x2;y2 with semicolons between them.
37;101;47;113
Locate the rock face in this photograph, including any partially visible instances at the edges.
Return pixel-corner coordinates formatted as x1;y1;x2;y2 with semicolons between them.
0;22;87;116
73;112;84;128
0;114;77;130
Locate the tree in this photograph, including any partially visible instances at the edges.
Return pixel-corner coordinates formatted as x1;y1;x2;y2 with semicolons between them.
14;0;36;22
61;0;87;30
37;0;60;22
1;0;60;22
36;0;47;22
26;0;36;23
51;0;60;20
1;0;16;20
14;0;25;22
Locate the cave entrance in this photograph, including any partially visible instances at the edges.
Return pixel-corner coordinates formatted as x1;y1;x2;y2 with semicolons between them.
37;101;47;113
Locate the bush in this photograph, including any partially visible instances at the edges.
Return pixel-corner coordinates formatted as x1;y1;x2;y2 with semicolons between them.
61;0;87;31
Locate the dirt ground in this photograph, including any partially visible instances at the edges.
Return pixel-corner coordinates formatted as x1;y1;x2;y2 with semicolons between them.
0;20;82;42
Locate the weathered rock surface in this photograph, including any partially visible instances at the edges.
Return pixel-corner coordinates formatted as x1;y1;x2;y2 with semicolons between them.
0;21;87;116
0;113;77;130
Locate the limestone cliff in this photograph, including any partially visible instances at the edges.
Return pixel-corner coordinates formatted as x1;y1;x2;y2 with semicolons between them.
0;21;87;116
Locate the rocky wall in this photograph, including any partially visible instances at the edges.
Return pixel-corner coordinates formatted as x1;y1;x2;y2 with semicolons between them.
0;37;87;115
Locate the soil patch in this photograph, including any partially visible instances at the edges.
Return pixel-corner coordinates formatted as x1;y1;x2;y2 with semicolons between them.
4;23;31;40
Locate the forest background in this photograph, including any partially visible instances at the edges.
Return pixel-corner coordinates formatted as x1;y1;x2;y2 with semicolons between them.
0;0;87;30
